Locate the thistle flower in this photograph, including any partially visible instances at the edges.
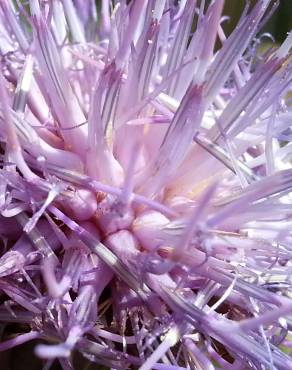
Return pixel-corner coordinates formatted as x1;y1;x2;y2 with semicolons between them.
0;0;292;369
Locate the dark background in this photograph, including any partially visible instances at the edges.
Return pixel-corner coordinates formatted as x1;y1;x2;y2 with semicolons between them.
224;0;292;42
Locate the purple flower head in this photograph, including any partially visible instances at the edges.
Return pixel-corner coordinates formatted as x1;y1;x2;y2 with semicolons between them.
0;0;291;369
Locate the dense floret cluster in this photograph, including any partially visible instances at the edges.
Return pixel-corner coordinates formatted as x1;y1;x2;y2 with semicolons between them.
0;0;292;369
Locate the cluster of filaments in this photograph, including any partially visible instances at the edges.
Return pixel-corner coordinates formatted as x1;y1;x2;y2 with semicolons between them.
0;0;292;369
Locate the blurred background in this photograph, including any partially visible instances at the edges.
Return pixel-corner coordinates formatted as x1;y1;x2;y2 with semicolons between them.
223;0;292;42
